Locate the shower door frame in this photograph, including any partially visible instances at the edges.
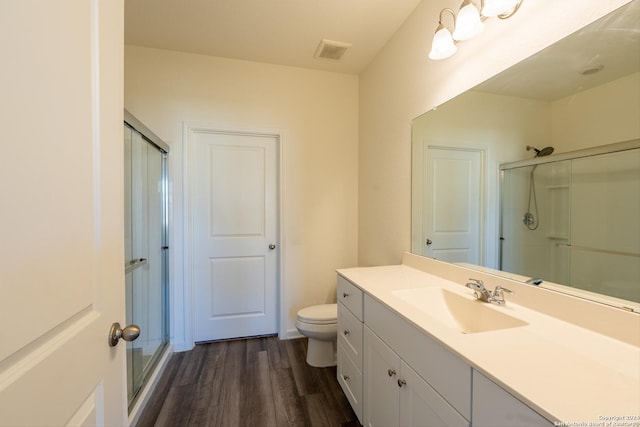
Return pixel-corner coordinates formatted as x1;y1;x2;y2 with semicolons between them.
124;110;171;412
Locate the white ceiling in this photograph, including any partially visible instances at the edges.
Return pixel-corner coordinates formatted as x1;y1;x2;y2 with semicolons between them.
124;0;424;74
474;0;640;101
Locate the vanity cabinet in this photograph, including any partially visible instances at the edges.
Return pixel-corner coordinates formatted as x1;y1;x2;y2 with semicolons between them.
363;295;470;427
336;275;364;423
364;326;469;427
472;370;553;427
337;273;553;427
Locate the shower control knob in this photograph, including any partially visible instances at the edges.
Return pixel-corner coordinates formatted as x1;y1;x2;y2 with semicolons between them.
108;322;140;347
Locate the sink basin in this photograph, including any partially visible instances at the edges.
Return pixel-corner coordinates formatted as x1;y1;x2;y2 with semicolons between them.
392;287;528;334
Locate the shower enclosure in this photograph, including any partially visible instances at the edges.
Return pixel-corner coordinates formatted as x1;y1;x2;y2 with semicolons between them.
500;141;640;303
124;111;170;410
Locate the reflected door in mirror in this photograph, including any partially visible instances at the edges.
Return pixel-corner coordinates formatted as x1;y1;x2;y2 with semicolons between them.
424;147;484;264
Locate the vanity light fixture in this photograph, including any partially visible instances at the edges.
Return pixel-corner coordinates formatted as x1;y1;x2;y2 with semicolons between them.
429;0;524;60
429;9;458;60
452;0;484;41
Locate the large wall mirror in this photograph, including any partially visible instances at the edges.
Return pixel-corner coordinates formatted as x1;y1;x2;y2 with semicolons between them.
411;0;640;311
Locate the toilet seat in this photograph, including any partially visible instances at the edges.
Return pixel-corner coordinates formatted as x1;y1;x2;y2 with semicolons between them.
297;304;337;325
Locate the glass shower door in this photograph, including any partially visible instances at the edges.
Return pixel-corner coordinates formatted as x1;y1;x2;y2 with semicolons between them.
124;122;169;409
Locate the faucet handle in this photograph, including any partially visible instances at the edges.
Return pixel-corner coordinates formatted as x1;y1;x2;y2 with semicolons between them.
466;278;484;288
490;286;513;305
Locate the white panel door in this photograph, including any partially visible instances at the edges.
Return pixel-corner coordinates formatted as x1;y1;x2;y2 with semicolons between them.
191;130;279;342
425;147;483;264
0;1;126;426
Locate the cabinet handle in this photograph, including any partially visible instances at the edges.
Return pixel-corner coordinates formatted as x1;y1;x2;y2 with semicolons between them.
387;369;396;377
342;292;350;298
343;329;350;336
397;379;407;388
342;375;350;382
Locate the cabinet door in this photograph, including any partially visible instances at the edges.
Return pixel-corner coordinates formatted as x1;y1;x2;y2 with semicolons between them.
399;361;469;427
364;326;400;427
472;370;552;427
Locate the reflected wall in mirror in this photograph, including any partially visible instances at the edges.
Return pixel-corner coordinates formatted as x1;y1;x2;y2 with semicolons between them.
411;0;640;311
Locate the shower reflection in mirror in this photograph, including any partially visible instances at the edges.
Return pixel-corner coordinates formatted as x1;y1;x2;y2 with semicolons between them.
522;145;554;231
500;143;640;304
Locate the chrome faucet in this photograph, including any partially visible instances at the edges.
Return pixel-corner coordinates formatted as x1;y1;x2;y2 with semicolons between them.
465;278;492;302
466;278;513;305
489;286;513;305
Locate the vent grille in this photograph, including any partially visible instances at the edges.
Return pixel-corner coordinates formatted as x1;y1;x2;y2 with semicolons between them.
314;39;351;61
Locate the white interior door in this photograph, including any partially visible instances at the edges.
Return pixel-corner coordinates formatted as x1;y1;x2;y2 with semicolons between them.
425;147;484;264
190;129;279;342
0;1;126;426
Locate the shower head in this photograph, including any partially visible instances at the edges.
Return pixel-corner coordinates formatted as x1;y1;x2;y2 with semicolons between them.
526;145;554;157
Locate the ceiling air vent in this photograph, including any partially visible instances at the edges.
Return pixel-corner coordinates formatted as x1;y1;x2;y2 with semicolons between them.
314;39;351;61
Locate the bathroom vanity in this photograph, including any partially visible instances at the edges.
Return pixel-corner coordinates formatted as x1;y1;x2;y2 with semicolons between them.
336;253;640;426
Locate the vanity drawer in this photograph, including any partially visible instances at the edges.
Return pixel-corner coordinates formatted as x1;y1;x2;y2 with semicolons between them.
337;275;363;320
365;294;471;421
337;344;363;423
338;301;363;372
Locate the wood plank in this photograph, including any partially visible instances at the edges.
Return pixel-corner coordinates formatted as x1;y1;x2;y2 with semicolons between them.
303;393;334;427
241;350;278;427
134;337;361;427
271;366;309;426
286;338;323;396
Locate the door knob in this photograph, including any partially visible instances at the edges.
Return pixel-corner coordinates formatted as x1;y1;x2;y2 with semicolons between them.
108;322;140;347
426;239;433;246
269;243;276;250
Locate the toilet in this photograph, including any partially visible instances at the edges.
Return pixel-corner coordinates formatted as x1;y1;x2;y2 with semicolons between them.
295;303;338;367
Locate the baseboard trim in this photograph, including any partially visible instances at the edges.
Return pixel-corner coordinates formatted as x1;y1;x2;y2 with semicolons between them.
285;328;303;340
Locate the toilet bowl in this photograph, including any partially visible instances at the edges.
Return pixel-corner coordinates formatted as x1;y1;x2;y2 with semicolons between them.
295;303;338;367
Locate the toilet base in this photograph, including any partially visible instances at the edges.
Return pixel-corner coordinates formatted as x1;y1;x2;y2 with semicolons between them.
306;337;337;367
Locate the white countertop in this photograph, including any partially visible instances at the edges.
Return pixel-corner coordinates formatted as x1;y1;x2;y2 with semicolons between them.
337;261;640;425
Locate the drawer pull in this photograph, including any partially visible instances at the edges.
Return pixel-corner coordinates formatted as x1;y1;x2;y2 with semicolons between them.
397;379;407;388
342;374;350;382
387;369;396;377
343;329;350;336
342;292;350;298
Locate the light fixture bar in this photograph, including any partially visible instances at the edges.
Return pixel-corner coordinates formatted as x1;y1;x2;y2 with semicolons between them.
429;0;525;60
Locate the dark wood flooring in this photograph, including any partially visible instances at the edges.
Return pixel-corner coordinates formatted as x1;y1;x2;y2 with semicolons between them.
134;336;361;427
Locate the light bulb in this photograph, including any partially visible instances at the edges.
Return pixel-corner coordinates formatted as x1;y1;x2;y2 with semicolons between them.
452;1;484;41
429;26;457;60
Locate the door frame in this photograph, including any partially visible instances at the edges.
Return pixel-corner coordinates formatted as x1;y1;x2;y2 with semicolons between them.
412;143;487;265
181;122;283;349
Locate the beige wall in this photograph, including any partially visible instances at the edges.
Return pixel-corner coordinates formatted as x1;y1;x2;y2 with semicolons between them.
411;91;551;268
410;70;640;268
551;72;640;151
124;46;359;346
358;0;631;266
